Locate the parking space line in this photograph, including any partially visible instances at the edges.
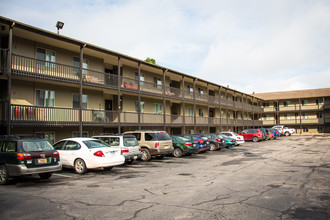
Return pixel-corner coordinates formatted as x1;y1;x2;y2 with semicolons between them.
53;173;72;178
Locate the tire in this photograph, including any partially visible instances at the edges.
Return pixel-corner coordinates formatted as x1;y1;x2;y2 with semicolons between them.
0;165;9;185
252;136;259;142
104;166;113;171
210;143;217;151
141;148;152;161
173;148;183;158
285;132;290;136
155;155;165;159
39;172;52;179
74;159;87;174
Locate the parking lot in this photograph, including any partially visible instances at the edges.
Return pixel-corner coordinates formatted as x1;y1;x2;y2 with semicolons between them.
1;134;330;220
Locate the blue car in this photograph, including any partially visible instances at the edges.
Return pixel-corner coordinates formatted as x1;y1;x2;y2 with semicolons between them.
267;128;279;139
180;134;211;153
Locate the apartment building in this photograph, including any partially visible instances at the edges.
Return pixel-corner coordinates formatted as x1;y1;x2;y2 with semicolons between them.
254;88;330;134
0;17;263;143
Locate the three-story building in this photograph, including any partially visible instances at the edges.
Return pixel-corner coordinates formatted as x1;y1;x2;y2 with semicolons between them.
0;16;263;143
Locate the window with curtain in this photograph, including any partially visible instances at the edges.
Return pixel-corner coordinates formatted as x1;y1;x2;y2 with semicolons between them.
135;72;144;85
36;48;55;67
73;57;88;74
188;108;194;116
135;101;144;113
153;103;162;114
36;90;55;107
73;94;87;109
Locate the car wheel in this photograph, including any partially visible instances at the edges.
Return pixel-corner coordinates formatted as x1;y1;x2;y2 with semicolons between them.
104;166;113;171
285;132;290;136
173;148;183;158
39;172;52;179
155;155;165;159
141;148;151;161
0;165;9;185
252;137;259;142
74;159;87;174
210;143;217;151
126;159;134;164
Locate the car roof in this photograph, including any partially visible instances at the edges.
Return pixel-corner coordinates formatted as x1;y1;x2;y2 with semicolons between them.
58;137;97;142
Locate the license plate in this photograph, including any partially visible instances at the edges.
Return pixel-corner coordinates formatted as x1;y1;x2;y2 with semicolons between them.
38;158;47;164
134;156;137;159
206;142;209;144
164;145;169;149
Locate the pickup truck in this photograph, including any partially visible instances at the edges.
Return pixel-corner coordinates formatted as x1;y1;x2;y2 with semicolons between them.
272;125;295;136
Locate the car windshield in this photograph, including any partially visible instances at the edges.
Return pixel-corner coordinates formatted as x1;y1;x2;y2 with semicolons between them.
83;140;110;149
124;137;139;146
177;136;190;142
22;140;54;152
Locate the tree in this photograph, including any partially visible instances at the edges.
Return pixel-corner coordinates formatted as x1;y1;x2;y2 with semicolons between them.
145;57;156;64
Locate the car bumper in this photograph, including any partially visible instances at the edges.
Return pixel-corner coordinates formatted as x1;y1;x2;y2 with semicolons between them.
86;156;125;169
188;148;199;154
7;162;62;177
124;154;142;161
151;148;174;155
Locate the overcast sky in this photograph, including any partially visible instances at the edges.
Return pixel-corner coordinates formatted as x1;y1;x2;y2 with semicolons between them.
1;0;330;94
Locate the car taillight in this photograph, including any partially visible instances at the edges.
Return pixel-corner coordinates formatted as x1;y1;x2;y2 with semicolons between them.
121;147;129;154
138;147;141;151
93;151;105;157
17;153;32;160
53;151;60;158
197;140;203;143
184;142;192;146
155;142;159;148
216;138;221;142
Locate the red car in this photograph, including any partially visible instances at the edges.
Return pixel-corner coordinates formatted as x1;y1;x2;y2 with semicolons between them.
239;129;264;142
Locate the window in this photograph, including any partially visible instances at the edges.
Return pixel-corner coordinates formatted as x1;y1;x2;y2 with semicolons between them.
135;101;144;113
63;141;81;150
73;57;88;74
302;113;308;119
283;101;290;107
135;72;144;85
153;103;162;114
318;126;324;133
198;88;203;95
187;85;193;93
109;137;120;146
36;48;55;67
265;115;270;120
35;132;55;145
263;103;270;107
303;127;309;132
302;100;308;106
199;109;204;117
188;108;194;116
153;77;162;88
36;90;55;107
73;94;87;109
317;113;323;118
72;131;88;137
316;99;323;105
2;141;17;152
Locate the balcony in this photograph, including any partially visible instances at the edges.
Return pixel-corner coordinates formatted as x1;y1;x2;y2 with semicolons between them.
280;118;324;125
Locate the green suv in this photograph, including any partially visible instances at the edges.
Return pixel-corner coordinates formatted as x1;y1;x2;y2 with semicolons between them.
0;135;62;185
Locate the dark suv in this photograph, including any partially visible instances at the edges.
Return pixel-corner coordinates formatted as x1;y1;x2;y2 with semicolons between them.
0;135;62;185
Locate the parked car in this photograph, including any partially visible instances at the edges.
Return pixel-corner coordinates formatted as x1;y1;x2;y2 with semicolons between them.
267;128;279;139
259;128;269;140
220;131;245;145
53;138;124;174
170;135;199;158
199;134;225;150
123;131;174;161
239;129;264;142
283;127;295;136
93;134;142;163
215;133;237;147
180;134;211;153
0;135;62;185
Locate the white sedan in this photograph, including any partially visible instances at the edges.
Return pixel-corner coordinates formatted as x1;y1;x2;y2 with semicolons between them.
220;132;245;145
53;138;125;174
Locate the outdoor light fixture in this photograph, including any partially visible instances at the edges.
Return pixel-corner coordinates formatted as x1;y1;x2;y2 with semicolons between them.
56;21;64;34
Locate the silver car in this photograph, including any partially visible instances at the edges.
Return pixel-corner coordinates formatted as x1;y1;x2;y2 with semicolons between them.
93;135;142;163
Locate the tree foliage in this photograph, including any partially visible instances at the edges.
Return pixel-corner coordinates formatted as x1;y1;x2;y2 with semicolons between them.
145;57;156;64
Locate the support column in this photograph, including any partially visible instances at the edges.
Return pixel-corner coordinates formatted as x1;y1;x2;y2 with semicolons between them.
79;44;85;137
182;76;185;134
163;69;166;131
117;57;121;134
193;78;197;134
6;22;14;135
299;98;302;134
138;62;141;130
207;83;210;133
218;87;222;131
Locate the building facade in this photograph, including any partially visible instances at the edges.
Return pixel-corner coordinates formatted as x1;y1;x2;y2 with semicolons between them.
0;17;263;143
254;89;330;134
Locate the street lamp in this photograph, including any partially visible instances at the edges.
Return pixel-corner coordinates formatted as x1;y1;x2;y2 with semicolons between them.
56;21;64;34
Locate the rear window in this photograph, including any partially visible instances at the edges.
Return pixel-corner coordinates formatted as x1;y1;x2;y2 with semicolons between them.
145;132;171;141
22;140;54;152
109;137;120;146
83;140;110;149
177;136;189;142
200;136;208;141
124;137;139;146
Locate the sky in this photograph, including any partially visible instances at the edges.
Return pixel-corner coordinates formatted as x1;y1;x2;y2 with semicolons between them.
1;0;330;94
